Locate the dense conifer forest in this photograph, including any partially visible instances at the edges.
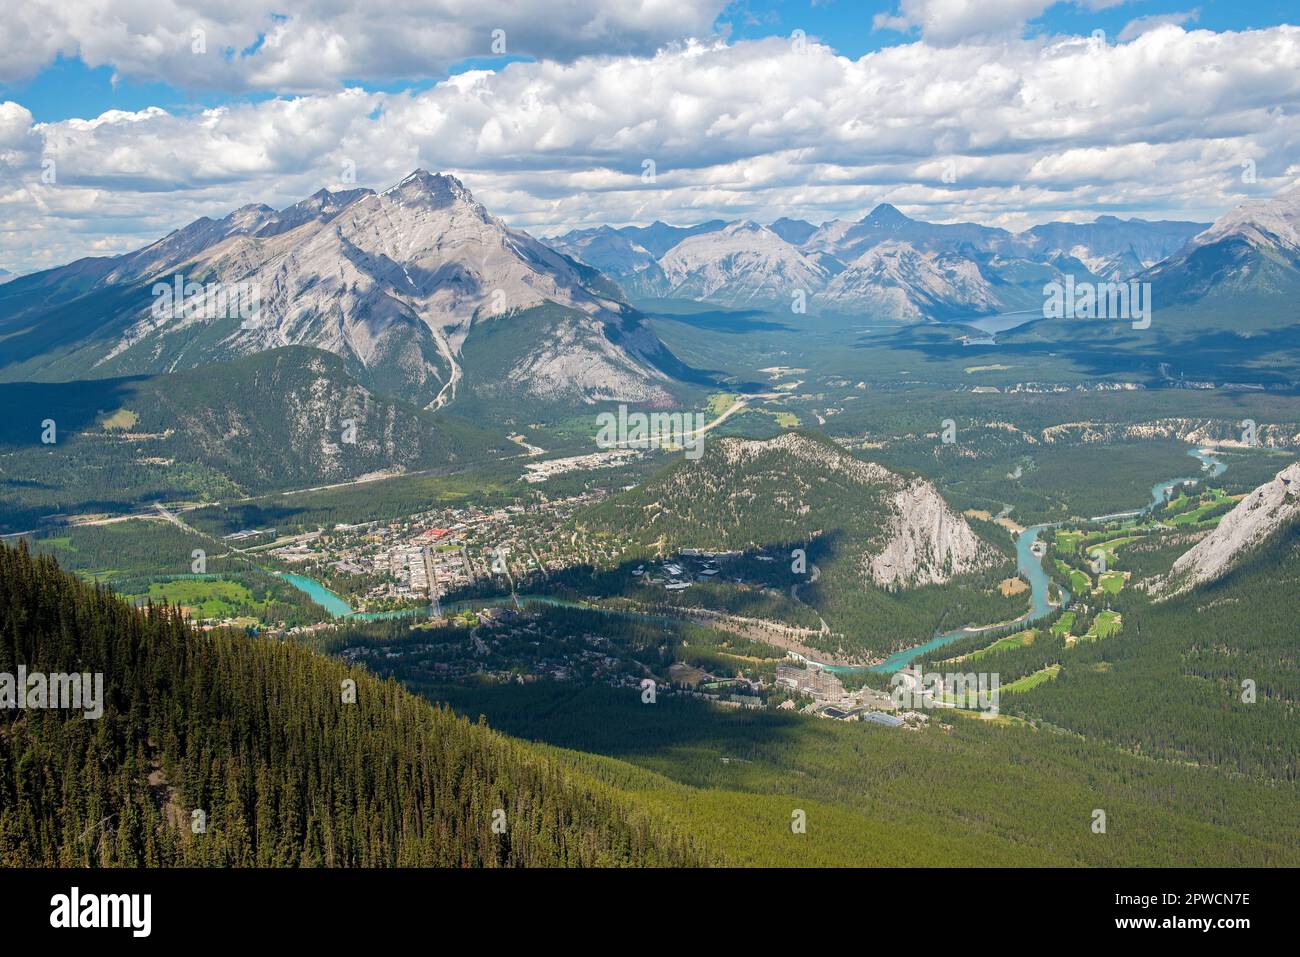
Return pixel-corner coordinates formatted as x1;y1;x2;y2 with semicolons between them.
0;541;706;866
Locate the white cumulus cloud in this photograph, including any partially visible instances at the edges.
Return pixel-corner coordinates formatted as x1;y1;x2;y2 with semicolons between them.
2;25;1299;272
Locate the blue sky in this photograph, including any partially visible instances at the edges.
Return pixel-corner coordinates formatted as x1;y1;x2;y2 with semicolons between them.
1;1;1297;273
5;1;1295;122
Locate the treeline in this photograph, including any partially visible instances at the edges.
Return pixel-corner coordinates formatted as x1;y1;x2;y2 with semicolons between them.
25;522;329;627
1011;522;1300;781
928;521;1300;781
0;541;709;866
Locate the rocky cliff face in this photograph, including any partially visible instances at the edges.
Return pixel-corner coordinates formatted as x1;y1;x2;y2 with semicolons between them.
662;432;999;588
1154;462;1300;597
869;477;999;587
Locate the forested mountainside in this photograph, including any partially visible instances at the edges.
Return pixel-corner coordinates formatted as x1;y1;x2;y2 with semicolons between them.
570;431;1018;658
0;347;501;533
3;534;1298;869
0;541;705;866
580;432;999;587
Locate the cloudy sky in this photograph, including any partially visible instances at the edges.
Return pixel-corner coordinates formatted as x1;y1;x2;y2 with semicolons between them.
1;0;1297;275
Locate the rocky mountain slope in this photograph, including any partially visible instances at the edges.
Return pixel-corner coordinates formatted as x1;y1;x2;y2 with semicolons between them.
1153;461;1300;597
655;221;831;308
816;240;1001;321
0;171;682;408
542;225;657;277
1023;216;1204;281
803;203;1018;261
553;203;1205;322
1144;185;1300;306
768;217;818;245
550;220;726;271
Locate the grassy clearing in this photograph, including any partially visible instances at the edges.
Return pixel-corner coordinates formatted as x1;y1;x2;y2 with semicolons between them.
1167;489;1241;526
973;629;1038;660
1054;530;1085;554
1089;537;1137;561
771;411;800;428
98;408;139;430
1085;610;1123;640
1098;570;1126;595
128;577;258;619
706;392;738;417
941;628;1039;664
1051;612;1076;638
754;406;800;428
1002;664;1062;693
999;576;1029;597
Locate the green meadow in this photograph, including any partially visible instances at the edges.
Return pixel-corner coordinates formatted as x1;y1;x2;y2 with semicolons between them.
128;577;259;619
1085;610;1123;640
1002;664;1062;694
1098;570;1126;595
1051;612;1076;637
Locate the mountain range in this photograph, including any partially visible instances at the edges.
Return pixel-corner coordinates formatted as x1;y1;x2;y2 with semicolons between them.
552;204;1212;321
0;171;684;409
4;178;1300;414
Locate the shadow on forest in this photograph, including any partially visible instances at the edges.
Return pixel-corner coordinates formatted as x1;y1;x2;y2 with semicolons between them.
432;678;814;762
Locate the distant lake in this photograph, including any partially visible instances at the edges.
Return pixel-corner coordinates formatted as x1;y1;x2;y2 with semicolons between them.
960;310;1044;336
